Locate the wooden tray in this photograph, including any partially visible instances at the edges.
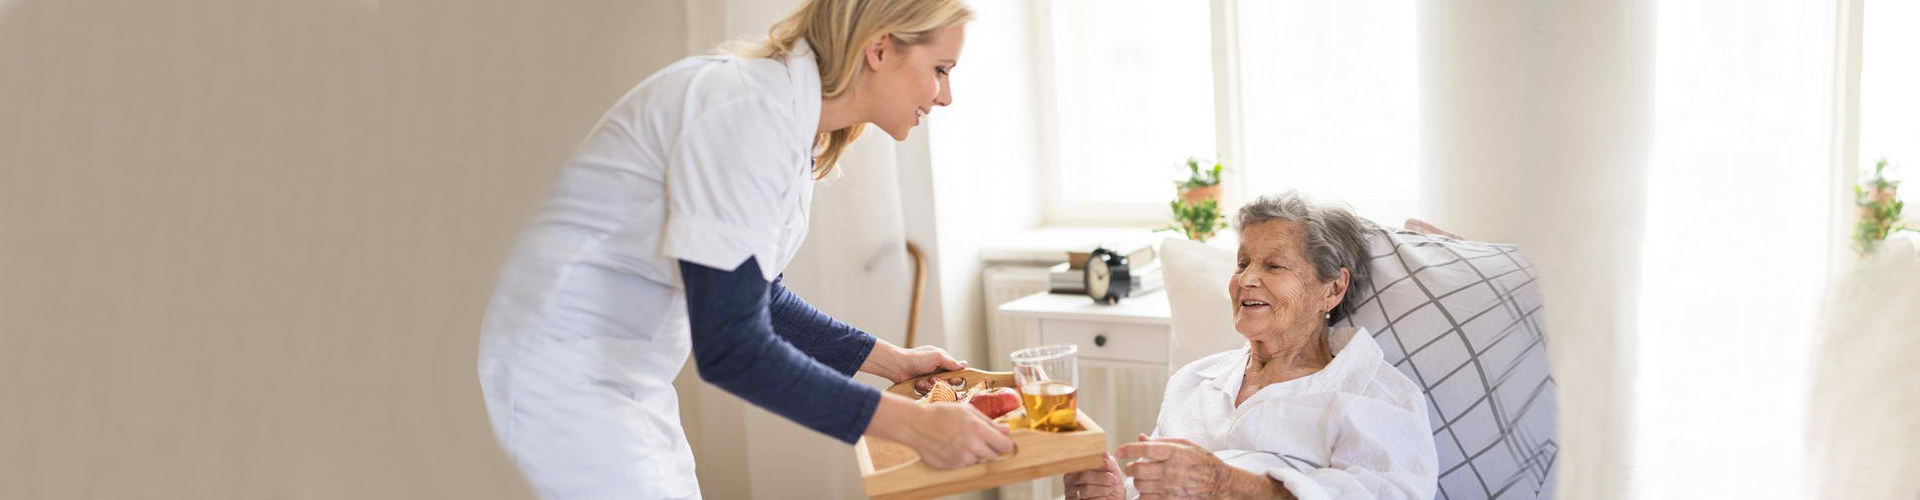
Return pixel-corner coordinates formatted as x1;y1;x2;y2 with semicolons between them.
853;368;1107;500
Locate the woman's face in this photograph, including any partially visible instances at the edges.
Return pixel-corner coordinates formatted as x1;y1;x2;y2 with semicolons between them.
861;24;965;141
1229;220;1349;341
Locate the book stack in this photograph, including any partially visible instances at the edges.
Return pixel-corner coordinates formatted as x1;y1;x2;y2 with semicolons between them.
1048;243;1164;296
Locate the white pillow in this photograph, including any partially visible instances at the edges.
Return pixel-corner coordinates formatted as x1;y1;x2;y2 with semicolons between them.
1160;226;1557;500
1160;237;1243;369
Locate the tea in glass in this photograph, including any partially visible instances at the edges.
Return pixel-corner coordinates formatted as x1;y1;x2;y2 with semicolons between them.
1009;344;1080;432
1019;380;1079;431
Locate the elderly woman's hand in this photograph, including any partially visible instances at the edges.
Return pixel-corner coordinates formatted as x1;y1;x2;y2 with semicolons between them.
1061;453;1125;500
1113;435;1229;500
1404;218;1462;239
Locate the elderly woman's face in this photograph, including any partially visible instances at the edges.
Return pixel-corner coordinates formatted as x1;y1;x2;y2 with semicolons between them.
1229;220;1347;340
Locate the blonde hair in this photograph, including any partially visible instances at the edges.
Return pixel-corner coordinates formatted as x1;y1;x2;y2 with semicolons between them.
724;0;973;179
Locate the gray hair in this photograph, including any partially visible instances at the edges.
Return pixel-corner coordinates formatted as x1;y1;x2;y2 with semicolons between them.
1233;191;1374;325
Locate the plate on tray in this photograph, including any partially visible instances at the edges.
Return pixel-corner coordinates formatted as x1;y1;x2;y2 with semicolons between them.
852;368;1106;500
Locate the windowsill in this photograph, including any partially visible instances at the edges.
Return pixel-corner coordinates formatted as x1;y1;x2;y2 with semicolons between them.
977;225;1241;264
1891;228;1920;245
976;226;1164;264
1871;231;1920;262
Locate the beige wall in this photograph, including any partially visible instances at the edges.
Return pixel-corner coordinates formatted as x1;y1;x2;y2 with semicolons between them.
1418;1;1652;498
0;1;687;498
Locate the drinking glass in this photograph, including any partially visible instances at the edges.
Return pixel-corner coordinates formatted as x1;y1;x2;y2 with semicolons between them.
1009;344;1080;431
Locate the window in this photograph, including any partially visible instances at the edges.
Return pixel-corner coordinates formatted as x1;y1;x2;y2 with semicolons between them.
1232;1;1420;225
1859;0;1919;226
1042;1;1216;224
1039;1;1419;226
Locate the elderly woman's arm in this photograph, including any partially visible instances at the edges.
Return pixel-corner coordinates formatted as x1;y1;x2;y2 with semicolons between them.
1115;437;1295;500
1117;396;1438;500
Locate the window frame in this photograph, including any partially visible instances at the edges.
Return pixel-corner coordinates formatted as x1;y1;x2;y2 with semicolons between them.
1035;0;1422;227
1034;0;1247;226
1838;0;1920;263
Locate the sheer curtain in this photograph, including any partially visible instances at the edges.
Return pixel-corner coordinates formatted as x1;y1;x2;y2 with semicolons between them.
1634;1;1837;498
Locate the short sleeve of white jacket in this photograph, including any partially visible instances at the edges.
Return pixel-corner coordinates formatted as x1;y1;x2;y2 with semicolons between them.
659;93;804;280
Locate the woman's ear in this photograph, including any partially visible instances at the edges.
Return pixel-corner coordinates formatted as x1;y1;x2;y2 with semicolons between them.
863;35;893;72
1324;268;1351;312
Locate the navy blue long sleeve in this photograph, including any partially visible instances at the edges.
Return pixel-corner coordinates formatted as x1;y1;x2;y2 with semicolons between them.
767;274;878;375
678;258;881;444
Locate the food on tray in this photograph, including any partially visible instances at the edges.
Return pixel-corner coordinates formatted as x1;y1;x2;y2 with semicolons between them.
913;376;972;397
926;379;959;403
915;375;993;404
906;373;1071;430
993;406;1027;430
967;387;1021;420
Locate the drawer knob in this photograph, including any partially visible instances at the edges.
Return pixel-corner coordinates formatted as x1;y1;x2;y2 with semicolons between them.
1094;334;1107;347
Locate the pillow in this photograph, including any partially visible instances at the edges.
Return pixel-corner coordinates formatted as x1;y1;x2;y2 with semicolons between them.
1160;237;1244;369
1160;226;1557;499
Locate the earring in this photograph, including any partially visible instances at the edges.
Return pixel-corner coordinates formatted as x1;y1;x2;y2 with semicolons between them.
1323;311;1331;320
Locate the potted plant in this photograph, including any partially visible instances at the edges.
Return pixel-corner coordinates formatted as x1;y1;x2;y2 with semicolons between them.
1175;157;1223;204
1166;198;1228;242
1162;157;1228;242
1855;158;1911;255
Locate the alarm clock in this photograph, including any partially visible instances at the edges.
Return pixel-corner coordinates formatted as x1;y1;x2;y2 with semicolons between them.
1084;247;1132;305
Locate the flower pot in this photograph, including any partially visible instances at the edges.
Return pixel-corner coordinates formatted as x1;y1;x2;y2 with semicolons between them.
1871;186;1898;205
1178;185;1221;205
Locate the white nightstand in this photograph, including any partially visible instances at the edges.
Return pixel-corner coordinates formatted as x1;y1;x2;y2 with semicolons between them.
999;290;1173;370
993;290;1174;500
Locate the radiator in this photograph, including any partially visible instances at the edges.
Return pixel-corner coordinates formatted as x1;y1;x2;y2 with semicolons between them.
983;264;1052;372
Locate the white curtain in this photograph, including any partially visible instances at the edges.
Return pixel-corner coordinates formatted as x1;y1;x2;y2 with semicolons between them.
1421;2;1852;497
1633;1;1837;498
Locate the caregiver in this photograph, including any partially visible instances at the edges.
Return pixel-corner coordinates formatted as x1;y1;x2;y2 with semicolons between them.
474;0;1009;498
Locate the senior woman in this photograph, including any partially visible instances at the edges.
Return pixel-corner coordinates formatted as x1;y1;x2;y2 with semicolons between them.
1065;191;1438;500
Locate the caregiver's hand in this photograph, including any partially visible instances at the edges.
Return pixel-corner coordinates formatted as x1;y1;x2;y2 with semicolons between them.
1062;453;1125;500
868;394;1013;469
861;339;967;384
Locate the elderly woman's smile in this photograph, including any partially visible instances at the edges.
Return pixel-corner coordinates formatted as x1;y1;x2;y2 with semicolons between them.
1229;219;1346;343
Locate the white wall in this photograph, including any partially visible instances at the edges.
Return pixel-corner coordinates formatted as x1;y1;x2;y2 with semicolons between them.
1417;1;1653;498
0;1;688;498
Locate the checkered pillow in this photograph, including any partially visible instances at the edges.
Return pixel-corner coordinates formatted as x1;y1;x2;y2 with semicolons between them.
1332;226;1557;500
